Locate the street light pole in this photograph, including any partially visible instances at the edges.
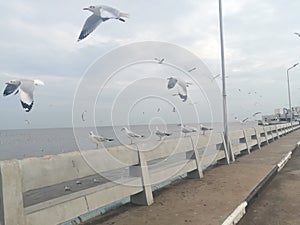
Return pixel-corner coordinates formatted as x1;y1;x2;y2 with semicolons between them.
218;0;232;161
287;63;299;124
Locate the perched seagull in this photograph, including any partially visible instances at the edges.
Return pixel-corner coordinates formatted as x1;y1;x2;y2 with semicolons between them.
89;131;114;149
252;111;262;117
155;127;172;141
167;77;191;102
121;127;144;144
181;125;197;137
200;124;213;135
154;57;165;64
3;79;44;112
294;32;300;37
78;5;129;41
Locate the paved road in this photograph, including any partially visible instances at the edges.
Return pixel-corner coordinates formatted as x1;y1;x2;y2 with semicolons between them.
239;147;300;225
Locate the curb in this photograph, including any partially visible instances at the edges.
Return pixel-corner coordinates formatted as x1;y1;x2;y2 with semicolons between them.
221;145;298;225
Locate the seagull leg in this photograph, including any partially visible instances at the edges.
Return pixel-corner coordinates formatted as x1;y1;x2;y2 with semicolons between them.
130;138;133;145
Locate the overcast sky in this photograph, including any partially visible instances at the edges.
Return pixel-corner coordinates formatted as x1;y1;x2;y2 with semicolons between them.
1;0;300;129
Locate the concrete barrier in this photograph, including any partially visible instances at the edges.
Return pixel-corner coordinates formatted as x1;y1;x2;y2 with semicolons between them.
0;123;299;225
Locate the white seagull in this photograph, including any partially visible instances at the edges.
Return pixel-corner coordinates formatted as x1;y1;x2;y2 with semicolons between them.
78;5;129;41
154;57;165;64
167;77;192;102
294;32;300;37
235;117;249;124
181;125;197;136
89;131;114;149
155;127;172;141
81;110;87;122
3;79;44;112
121;127;144;144
252;111;262;117
200;124;213;135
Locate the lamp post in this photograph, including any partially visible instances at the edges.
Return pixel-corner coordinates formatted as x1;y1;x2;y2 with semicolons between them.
218;0;232;161
287;63;299;124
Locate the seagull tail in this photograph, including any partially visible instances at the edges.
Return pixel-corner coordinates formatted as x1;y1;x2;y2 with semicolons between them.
108;138;114;142
120;12;130;18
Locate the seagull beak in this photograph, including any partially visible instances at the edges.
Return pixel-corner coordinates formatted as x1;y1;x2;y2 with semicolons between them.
83;7;89;10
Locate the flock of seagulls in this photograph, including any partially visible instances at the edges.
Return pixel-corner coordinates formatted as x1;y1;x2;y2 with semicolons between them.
3;4;271;152
88;123;214;148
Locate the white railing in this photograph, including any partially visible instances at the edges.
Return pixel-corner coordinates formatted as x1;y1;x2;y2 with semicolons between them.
0;123;299;225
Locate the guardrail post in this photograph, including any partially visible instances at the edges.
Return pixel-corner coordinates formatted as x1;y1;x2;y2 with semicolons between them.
253;128;261;150
262;127;269;145
223;133;233;163
129;146;153;206
0;161;25;225
241;129;250;154
186;136;203;178
269;127;275;142
275;125;280;139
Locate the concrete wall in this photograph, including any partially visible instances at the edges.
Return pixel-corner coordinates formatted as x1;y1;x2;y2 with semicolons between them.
0;123;299;225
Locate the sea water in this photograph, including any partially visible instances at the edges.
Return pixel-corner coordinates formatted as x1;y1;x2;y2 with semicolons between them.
0;122;257;160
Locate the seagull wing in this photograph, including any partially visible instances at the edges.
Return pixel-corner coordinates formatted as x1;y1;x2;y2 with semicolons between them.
3;81;21;96
167;77;177;89
19;81;34;112
78;14;106;41
81;110;87;121
242;117;249;123
99;5;129;19
176;79;188;102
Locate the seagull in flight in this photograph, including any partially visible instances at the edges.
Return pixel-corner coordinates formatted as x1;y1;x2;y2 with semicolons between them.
200;124;213;135
294;32;300;37
121;127;144;144
167;77;192;102
81;110;87;122
187;67;197;72
235;117;249;124
252;111;262;117
89;131;114;149
155;127;172;140
78;5;129;41
154;58;165;64
3;79;44;112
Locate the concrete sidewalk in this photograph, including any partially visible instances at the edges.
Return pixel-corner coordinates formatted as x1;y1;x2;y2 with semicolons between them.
82;129;300;225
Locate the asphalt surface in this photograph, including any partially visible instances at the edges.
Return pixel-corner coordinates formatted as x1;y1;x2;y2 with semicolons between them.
239;147;300;225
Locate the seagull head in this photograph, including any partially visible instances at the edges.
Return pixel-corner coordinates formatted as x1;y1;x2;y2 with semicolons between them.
5;80;19;85
89;131;94;135
83;5;99;13
121;127;126;131
33;79;45;86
